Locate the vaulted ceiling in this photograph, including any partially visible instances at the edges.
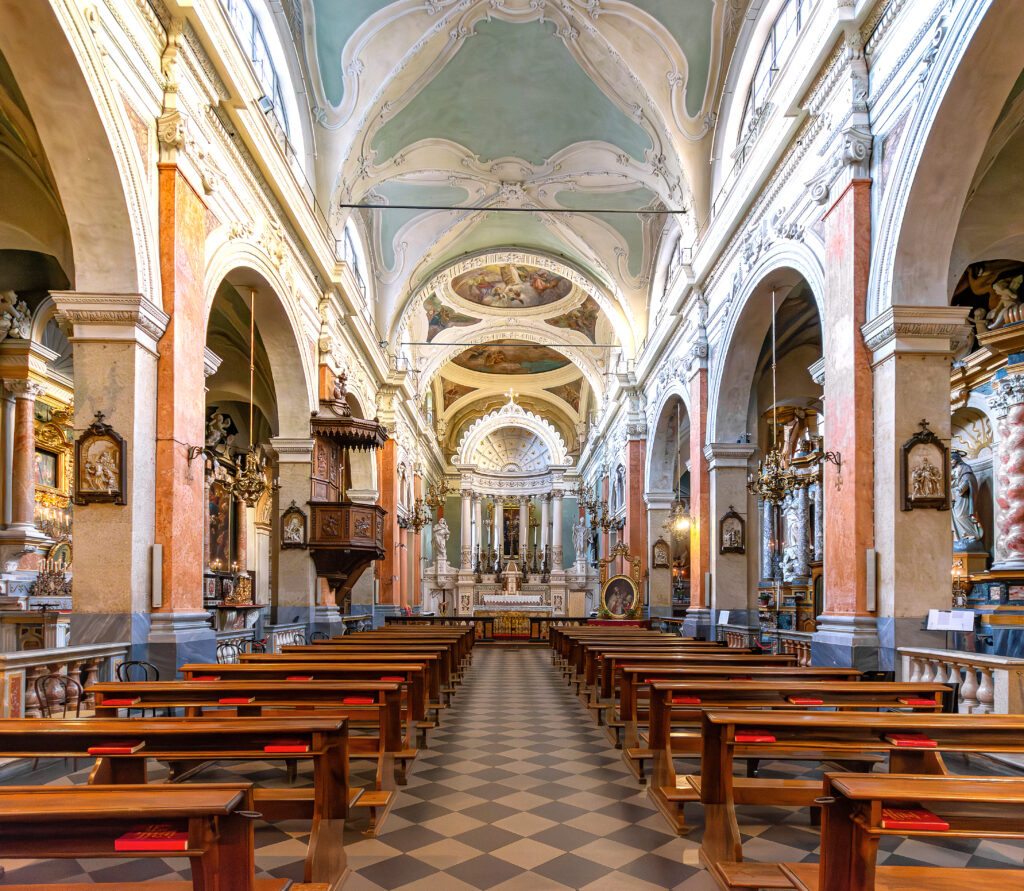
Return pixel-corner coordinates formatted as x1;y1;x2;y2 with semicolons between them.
298;0;742;467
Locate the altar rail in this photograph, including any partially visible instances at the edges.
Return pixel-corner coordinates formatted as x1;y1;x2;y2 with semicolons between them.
341;614;372;633
899;647;1024;714
0;642;129;718
385;615;596;641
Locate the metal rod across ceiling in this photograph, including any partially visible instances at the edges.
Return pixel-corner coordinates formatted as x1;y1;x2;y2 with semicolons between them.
337;203;685;215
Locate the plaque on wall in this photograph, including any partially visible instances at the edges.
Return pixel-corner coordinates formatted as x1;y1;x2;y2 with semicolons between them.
719;505;745;554
281;500;307;549
900;419;950;511
74;412;126;505
652;538;670;569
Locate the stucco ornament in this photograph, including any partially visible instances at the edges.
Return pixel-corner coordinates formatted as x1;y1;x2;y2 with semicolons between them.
0;292;31;341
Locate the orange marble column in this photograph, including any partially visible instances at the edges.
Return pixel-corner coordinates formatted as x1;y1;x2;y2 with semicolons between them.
377;440;400;605
398;527;409;609
623;439;647;578
7;380;43;532
689;367;711;610
155;164;207;612
821;179;874;619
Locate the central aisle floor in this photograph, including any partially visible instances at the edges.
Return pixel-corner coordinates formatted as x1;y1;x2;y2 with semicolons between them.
345;645;718;891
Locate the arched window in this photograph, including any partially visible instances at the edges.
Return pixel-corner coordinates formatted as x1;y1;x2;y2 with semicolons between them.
738;0;819;143
225;0;291;143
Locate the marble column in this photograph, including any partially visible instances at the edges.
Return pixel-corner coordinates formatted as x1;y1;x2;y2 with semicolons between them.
812;481;824;562
50;293;172;663
398;527;409;609
6;380;43;533
459;489;472;570
623;439;648;577
518;496;529;560
270;438;316;627
494;496;504;563
551;491;563;567
705;443;757;630
761;499;776;583
865;304;969;669
688;365;711;614
791;485;811;581
1;384;13;527
377;440;400;605
540;493;550;553
991;371;1024;569
472;493;482;564
645;493;674;615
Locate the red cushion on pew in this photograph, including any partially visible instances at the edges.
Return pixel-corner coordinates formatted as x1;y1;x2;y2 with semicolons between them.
264;739;310;753
343;697;375;704
736;731;776;743
380;676;405;681
672;696;702;705
99;698;140;707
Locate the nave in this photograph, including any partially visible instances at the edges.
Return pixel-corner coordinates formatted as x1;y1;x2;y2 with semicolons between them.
3;644;1021;891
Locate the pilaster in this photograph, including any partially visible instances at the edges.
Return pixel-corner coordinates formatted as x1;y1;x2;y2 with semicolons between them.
270;437;316;628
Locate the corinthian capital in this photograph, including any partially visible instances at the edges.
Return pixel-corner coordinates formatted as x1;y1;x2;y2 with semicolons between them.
5;379;44;400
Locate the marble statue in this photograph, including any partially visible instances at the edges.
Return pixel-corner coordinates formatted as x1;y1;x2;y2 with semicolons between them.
951;451;984;547
0;291;30;341
572;517;593;563
986;275;1023;328
780;544;800;581
206;410;232;447
432;518;450;562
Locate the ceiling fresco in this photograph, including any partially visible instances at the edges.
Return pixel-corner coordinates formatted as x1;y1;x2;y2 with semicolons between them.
451;340;572;376
544;297;601;343
544;380;583;412
451;263;574;309
424;293;479;342
440;378;476;410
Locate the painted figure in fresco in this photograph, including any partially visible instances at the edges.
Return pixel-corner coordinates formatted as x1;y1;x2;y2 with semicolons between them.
951;451;984;546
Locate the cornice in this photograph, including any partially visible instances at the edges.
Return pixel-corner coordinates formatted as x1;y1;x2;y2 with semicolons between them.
50;292;170;356
861;304;970;362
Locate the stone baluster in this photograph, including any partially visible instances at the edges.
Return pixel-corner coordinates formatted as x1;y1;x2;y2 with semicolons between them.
944;661;960;687
22;665;42;718
976;668;995;713
65;661;82;712
907;657;922;682
960;666;980;712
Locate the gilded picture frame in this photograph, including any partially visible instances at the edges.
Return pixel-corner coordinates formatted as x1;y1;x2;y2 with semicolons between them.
601;574;640;618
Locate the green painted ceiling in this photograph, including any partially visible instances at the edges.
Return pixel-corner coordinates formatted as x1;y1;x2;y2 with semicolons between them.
371;19;652;165
311;0;387;107
629;0;714;119
554;187;655;277
430;211;605;288
372;181;470;270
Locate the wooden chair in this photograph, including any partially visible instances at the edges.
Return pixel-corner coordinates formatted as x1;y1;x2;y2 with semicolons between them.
217;641;242;664
32;673;82;770
115;660;163;717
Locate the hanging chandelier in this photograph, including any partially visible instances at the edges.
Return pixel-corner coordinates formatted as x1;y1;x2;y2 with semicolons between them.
663;402;690;542
424;476;450;517
232;287;271;508
747;288;800;505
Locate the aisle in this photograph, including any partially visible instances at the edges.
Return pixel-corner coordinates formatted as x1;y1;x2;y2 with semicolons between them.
345;645;716;891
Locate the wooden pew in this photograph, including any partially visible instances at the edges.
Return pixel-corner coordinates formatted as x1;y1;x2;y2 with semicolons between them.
341;628;474;666
691;710;1024;868
642;680;949;800
181;660;435;747
0;783;299;891
781;773;1024;891
0;717;350;882
577;641;747;696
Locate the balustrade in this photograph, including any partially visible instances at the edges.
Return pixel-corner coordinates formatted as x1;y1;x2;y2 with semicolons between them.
900;647;1024;713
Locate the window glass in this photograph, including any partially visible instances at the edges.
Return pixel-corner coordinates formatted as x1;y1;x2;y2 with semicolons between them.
224;0;290;139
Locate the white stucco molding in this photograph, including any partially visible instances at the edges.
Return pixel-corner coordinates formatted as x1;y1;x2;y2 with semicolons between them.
861;304;970;365
703;442;757;472
51;292;170;358
455;398;572;468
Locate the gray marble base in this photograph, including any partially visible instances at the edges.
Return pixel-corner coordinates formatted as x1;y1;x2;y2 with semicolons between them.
877;616;949;672
373;604;403;628
70;612;151;662
683;607;712;641
312;605;344;639
146;611;215;679
272;605;314;629
811;614;880;669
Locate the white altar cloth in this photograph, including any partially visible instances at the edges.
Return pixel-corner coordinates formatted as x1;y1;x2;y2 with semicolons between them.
481;593;543;606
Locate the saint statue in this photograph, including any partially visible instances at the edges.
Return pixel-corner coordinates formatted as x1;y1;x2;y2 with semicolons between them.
571;517;592;563
432;518;450;561
951;451;984;548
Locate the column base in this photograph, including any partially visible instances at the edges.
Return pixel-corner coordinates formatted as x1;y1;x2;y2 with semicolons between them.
876;616;949;673
372;604;403;627
312;605;344;638
811;614;880;669
683;607;712;640
146;610;215;679
711;608;758;641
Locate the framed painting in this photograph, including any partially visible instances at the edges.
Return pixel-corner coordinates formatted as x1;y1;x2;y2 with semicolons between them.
719;506;746;554
34;448;58;489
601;574;640;618
74;412;126;505
652;538;670;569
281;500;307;549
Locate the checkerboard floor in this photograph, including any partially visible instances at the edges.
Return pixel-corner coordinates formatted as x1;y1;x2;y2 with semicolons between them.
3;646;1024;889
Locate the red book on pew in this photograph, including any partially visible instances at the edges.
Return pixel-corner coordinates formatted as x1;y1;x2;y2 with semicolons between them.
735;730;776;743
885;732;938;748
880;807;949;831
343;697;375;704
672;696;702;705
380;676;405;682
219;697;255;704
728;677;752;681
114;824;188;851
264;739;311;753
191;675;220;681
898;698;937;707
88;741;145;755
788;697;824;705
286;676;314;681
99;698;140;707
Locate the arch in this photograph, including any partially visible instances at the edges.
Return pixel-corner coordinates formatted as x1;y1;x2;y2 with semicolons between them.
455;399;571;469
204;235;318;439
869;0;1024;316
0;0;155;298
708;242;825;443
645;389;691;496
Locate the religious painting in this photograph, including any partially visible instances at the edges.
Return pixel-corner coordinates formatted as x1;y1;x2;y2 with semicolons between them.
952;259;1024;337
900;420;950;511
281;500;307;549
544;380;582;411
423;293;479;342
601;574;640;618
74;412;126;505
208;480;235;570
452;340;571;375
719;506;745;555
544;297;600;342
34;448;57;489
503;507;519;557
451;263;573;308
652;538;670;569
441;378;475;410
